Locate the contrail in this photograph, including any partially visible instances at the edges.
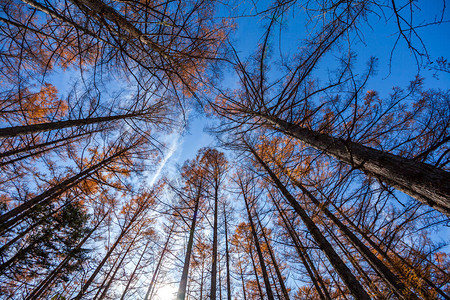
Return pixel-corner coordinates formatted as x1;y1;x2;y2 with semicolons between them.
148;133;180;187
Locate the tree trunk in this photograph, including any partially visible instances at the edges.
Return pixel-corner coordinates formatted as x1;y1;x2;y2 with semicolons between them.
247;142;371;300
240;182;275;300
0;129;98;165
325;224;384;299
333;204;450;300
144;223;174;300
284;171;414;299
73;201;144;300
176;185;202;300
254;210;290;299
223;202;232;300
210;184;219;300
26;211;108;300
237;251;248;300
98;231;141;300
0;112;145;138
248;245;264;300
265;115;450;216
0;145;133;234
271;192;331;300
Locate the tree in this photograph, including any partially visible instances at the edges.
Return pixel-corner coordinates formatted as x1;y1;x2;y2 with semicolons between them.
211;1;450;216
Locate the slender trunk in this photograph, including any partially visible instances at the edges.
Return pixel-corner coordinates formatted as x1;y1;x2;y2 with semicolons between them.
0;112;145;138
271;193;331;300
73;202;144;300
0;198;75;255
223;202;232;300
0;242;35;274
241;185;275;300
177;184;202;300
249;246;264;300
93;253;122;300
26;211;108;299
247;143;370;299
254;211;290;299
144;223;175;300
325;225;383;299
200;259;205;299
0;145;133;234
237;251;248;300
210;184;219;300
333;204;450;300
323;261;350;300
219;259;223;300
265;115;450;216
267;262;282;300
284;171;414;299
98;231;140;300
120;240;150;300
0;129;99;166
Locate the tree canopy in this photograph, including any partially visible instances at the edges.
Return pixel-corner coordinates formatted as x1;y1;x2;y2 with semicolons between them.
0;0;449;299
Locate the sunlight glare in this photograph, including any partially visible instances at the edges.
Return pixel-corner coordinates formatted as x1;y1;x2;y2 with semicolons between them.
154;284;177;300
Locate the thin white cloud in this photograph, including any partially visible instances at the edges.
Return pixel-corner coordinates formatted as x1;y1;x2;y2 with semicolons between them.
148;133;181;187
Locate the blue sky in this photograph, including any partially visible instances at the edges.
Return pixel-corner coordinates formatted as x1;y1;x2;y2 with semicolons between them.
156;1;450;172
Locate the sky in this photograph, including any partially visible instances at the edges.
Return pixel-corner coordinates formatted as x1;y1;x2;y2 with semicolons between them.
3;1;448;298
152;1;450;180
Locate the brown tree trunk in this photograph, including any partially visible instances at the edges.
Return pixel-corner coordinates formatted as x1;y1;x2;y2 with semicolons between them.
265;115;450;216
247;142;371;299
210;184;219;300
284;171;414;299
237;251;248;300
177;185;202;300
271;194;331;300
144;223;174;300
0;144;133;234
333;204;450;300
248;245;265;300
0;129;99;165
0;112;145;138
26;210;109;300
223;202;232;300
240;180;275;300
254;210;290;299
325;225;384;299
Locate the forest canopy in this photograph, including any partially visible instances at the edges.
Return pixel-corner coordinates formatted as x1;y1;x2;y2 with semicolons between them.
0;0;449;299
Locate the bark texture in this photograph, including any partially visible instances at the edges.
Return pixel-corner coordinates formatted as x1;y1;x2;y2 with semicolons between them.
266;116;450;216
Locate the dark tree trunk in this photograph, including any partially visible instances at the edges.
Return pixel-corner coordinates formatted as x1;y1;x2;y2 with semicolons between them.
98;231;141;300
223;202;232;300
254;210;290;299
73;200;145;300
333;204;450;300
0;145;133;234
265;115;450;216
0;129;99;166
325;227;383;299
144;223;174;300
271;193;331;300
249;245;264;300
247;143;370;300
0;112;145;138
240;182;275;300
285;172;414;299
237;251;248;300
210;184;219;300
177;185;202;300
26;211;108;300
